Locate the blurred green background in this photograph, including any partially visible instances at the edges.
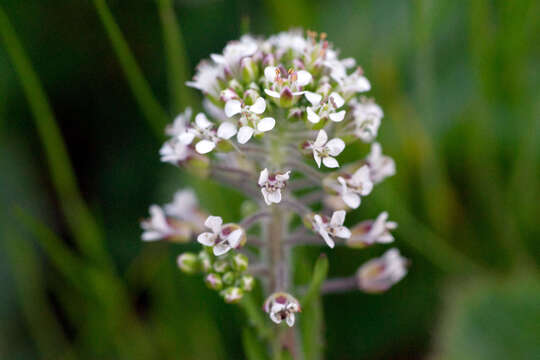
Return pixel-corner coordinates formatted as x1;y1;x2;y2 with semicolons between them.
1;0;539;359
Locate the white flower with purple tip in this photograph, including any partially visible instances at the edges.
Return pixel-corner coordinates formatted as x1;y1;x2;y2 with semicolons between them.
348;212;397;247
179;113;236;154
224;97;275;144
309;130;345;168
258;168;290;205
356;248;407;293
264;292;301;327
197;216;246;256
305;91;346;123
312;210;351;248
366;142;396;183
337;165;374;209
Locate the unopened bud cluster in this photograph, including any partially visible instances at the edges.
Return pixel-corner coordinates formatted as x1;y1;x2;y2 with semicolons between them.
141;29;408;328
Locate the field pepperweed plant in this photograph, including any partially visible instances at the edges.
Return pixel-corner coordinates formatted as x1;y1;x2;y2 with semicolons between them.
141;29;408;355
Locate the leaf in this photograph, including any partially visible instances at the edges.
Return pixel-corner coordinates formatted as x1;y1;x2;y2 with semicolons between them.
433;276;540;360
242;327;270;360
300;254;329;308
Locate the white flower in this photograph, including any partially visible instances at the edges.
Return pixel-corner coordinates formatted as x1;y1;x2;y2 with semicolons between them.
337;165;373;209
366;142;395;183
197;216;246;256
141;205;177;241
348;212;397;247
186;61;223;98
211;35;258;71
179;113;236;154
339;70;371;95
356;248;407;293
263;292;301;327
267;30;308;57
309;130;345;168
164;189;206;231
224;97;275;144
159;138;192;165
351;98;383;142
258;168;290;205
312;210;351;248
263;66;311;99
305;91;346;123
165;108;192;136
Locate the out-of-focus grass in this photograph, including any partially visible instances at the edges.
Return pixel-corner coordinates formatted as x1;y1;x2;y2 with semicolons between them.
0;0;538;359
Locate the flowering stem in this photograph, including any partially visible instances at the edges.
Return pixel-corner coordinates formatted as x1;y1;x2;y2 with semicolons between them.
212;164;254;178
240;211;271;229
285;159;325;182
279;199;311;216
320;276;358;294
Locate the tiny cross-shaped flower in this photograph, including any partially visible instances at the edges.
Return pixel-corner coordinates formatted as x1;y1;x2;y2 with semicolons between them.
337;165;374;209
309;130;345;168
312;210;351;248
197;216;246;256
258;168;290;205
264;292;301;327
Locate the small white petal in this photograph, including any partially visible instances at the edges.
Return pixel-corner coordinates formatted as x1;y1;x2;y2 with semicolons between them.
343;193;361;209
261;188;271;205
286;313;295;327
237;126;255;144
314;130;328;147
195;113;212;129
226;229;244;248
322;156;339;168
197;232;216;246
257;117;275;132
205;216;223;233
321;231;335;248
267;190;282;204
330;210;346;226
275;171;290;181
329;110;346;122
264;89;281;98
179;131;195;145
264;66;278;82
270;311;282;324
313;152;322;168
217;122;237;139
224;100;242;118
142;232;163;241
326;138;345;156
249;97;266;114
304;91;322;106
258;168;269;186
213;243;231;256
334;226;351;239
195;139;216;154
329;92;345;108
296;70;312;86
210;53;225;64
307;107;321;123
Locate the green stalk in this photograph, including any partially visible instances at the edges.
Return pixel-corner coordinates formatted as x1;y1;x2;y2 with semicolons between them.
93;0;169;136
156;0;195;113
0;6;110;268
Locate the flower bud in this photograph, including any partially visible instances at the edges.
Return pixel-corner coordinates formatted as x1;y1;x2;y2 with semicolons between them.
279;87;294;107
243;89;260;105
240;275;254;291
222;286;244;303
222;271;236;285
356;248;407;293
232;253;249;272
263;292;301;327
177;253;199;274
205;273;223;291
213;259;229;273
198;250;213;273
228;79;243;95
241;57;259;83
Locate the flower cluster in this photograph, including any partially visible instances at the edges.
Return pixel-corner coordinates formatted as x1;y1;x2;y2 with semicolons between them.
141;30;407;329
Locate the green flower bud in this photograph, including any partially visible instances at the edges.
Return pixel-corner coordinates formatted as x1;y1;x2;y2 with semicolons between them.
205;273;223;291
241;57;259;84
222;286;244;304
232;253;249;272
222;271;236;285
177;253;199;274
228;79;243;95
198;251;213;273
213;259;229;273
240;275;255;291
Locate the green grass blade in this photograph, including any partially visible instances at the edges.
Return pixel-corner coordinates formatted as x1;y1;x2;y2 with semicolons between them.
300;255;328;308
156;0;195;113
0;6;109;268
243;327;271;360
93;0;169;135
3;227;77;360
